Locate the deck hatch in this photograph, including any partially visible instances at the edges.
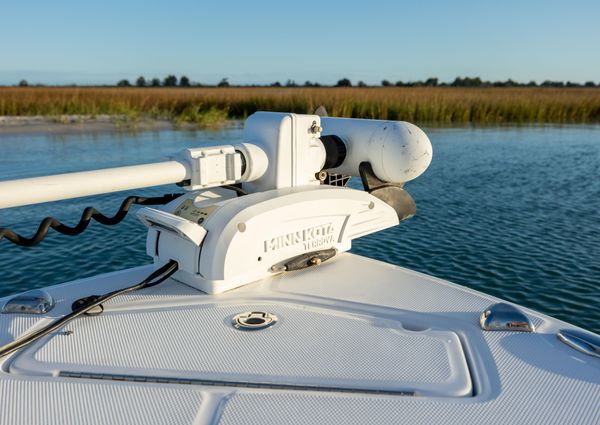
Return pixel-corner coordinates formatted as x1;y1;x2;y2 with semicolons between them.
11;301;473;398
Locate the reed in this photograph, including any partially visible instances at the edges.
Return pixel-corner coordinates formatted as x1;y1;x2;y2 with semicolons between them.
1;87;599;125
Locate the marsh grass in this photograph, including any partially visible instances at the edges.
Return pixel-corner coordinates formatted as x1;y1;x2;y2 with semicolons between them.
1;87;599;124
174;105;229;128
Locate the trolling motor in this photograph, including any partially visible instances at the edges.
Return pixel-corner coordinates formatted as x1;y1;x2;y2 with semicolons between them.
0;112;432;294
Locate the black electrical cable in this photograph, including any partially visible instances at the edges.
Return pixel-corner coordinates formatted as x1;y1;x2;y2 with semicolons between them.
0;259;179;359
176;180;248;197
0;193;183;247
222;184;248;197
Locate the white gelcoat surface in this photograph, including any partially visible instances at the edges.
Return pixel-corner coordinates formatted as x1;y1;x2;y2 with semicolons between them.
1;254;599;424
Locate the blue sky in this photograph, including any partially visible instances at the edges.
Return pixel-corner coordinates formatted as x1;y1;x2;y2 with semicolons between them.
1;0;599;85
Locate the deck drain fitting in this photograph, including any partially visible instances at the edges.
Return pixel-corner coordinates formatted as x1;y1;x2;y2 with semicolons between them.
232;311;278;331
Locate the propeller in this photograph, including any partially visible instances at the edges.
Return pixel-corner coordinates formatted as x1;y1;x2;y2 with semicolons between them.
358;162;416;221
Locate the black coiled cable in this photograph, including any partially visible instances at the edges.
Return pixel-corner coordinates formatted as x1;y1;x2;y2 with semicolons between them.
0;193;183;247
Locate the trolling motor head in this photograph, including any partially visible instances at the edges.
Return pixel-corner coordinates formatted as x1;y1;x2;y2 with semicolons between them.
138;112;432;293
0;111;431;294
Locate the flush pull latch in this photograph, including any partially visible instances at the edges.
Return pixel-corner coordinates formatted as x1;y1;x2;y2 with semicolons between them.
232;311;278;331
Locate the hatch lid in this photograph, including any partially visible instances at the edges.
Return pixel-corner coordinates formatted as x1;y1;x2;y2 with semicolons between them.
11;301;472;397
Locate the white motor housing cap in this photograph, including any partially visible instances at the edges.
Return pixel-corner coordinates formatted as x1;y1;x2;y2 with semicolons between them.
139;186;398;294
321;117;433;183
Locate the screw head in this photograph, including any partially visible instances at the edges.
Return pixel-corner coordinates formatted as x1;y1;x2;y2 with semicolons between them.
310;121;323;134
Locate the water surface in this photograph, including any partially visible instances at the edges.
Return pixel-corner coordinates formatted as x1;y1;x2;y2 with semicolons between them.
1;124;599;332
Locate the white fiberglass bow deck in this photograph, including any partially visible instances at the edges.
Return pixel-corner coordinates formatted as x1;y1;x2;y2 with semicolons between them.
1;112;599;424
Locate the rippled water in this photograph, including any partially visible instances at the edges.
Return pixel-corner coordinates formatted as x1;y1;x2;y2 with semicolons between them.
1;124;599;332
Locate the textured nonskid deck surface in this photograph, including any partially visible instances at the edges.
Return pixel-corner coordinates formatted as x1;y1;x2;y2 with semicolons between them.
13;303;471;397
1;253;599;424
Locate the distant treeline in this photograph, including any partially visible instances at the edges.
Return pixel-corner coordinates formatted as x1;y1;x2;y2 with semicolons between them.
13;75;600;88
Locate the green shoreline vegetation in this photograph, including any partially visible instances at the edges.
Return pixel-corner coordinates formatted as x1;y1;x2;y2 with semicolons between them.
1;76;599;128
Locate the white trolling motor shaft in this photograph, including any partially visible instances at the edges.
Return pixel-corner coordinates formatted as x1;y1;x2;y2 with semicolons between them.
0;162;188;209
0;144;267;209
